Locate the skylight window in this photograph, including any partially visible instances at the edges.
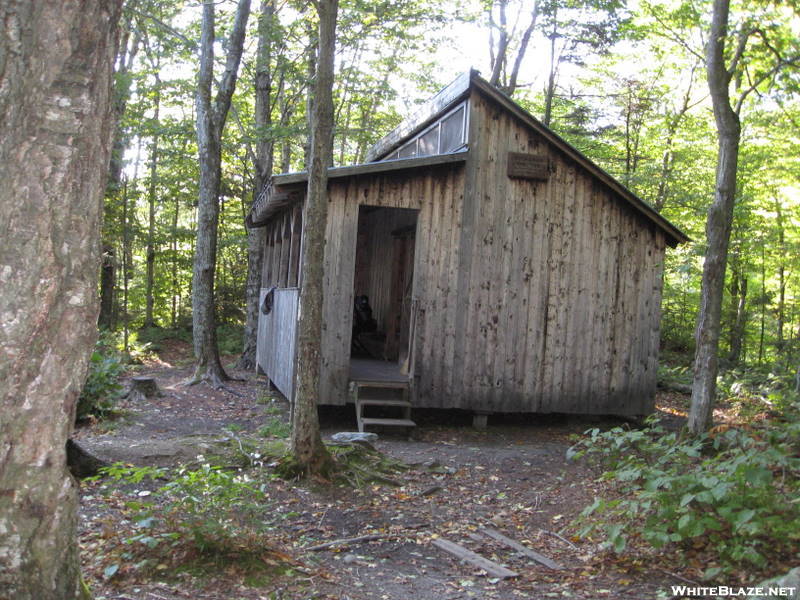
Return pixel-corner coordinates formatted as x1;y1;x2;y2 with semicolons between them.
384;101;468;161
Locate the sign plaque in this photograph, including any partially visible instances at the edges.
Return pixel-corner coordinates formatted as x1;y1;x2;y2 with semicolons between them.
507;152;550;181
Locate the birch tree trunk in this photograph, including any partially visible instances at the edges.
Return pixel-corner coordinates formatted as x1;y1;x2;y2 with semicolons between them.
688;0;741;434
191;0;251;384
0;2;121;598
290;0;338;475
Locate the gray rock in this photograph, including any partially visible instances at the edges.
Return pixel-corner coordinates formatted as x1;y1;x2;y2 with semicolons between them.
746;568;800;599
330;432;378;443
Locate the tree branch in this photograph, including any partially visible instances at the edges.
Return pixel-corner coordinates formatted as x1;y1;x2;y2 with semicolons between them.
214;0;252;134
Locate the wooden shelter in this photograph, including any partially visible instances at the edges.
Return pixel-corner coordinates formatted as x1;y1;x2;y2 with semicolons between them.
247;70;687;422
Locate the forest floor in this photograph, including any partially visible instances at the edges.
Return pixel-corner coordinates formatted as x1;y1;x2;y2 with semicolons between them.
74;340;726;600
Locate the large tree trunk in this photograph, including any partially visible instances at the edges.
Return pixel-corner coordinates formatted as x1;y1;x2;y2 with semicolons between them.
191;0;251;384
688;0;741;434
0;2;121;598
291;0;338;476
239;0;275;372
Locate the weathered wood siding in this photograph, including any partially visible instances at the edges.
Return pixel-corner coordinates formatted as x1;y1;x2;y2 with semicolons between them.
319;167;465;405
445;90;666;415
256;287;299;400
263;90;667;415
260;205;302;288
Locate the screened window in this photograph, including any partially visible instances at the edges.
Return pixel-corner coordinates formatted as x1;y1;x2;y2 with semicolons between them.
383;101;468;161
439;105;465;153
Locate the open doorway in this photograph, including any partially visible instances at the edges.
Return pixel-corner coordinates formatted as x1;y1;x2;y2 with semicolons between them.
351;206;418;371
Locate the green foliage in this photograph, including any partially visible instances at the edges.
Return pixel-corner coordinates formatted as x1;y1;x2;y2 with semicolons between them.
217;324;244;355
258;417;290;439
96;461;279;579
569;407;800;576
77;339;125;421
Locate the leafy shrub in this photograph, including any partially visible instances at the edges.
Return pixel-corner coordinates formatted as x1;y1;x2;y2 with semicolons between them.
217;324;243;356
97;461;279;578
569;410;800;578
76;343;124;421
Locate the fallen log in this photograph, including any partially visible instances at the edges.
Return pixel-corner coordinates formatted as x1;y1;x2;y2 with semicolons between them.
66;439;109;479
431;536;518;579
480;527;563;570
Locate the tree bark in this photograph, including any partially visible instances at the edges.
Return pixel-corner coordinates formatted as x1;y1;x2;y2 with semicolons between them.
191;0;251;384
0;2;122;598
543;17;558;127
688;0;741;434
775;198;786;356
727;265;748;365
100;21;140;330
98;242;116;329
239;0;275;372
290;0;338;476
145;73;162;329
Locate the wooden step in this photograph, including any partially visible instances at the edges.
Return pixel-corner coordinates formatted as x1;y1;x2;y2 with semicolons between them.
359;417;416;428
351;380;409;390
356;398;412;408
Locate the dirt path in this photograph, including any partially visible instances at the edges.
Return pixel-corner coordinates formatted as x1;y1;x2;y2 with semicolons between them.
76;348;684;599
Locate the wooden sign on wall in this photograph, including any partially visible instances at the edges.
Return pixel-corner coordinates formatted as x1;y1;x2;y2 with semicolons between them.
507;152;550;181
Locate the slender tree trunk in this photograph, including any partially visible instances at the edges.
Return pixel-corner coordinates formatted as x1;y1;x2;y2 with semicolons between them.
123;177;131;351
0;2;121;598
145;74;161;329
688;0;741;434
543;19;558;127
291;0;338;476
239;0;275;371
99;24;140;330
727;265;747;365
759;245;766;364
191;0;251;384
98;243;116;329
171;193;180;328
775;198;786;357
655;65;696;211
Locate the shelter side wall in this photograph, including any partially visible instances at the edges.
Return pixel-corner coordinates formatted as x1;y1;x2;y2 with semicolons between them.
450;90;667;415
318;166;466;406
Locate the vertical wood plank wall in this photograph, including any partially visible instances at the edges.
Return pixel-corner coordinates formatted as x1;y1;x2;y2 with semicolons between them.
256;287;299;400
447;90;666;415
263;90;668;415
318;167;465;405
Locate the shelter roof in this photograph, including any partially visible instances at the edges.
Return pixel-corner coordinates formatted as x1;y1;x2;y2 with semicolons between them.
249;70;688;247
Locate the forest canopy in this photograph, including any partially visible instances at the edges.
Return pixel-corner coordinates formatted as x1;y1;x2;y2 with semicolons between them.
101;0;799;381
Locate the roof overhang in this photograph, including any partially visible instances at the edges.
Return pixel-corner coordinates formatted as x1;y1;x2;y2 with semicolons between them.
247;150;468;227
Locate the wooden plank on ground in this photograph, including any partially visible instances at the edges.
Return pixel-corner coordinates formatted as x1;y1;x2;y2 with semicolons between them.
431;536;518;580
479;527;563;570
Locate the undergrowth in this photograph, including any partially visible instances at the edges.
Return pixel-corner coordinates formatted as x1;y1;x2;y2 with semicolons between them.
77;334;125;421
569;394;800;580
92;460;289;585
89;440;409;584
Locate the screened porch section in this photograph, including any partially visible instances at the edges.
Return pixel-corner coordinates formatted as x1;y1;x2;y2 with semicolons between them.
256;203;303;400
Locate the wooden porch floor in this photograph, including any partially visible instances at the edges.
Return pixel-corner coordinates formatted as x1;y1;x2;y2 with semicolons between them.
349;358;409;384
